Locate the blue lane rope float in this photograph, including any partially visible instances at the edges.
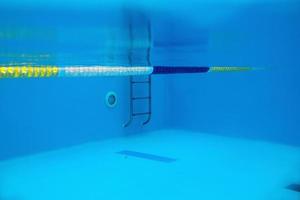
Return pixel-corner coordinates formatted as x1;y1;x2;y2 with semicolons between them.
0;65;254;79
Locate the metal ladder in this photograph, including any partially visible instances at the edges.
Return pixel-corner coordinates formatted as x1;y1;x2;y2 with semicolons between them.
123;75;151;127
124;16;152;127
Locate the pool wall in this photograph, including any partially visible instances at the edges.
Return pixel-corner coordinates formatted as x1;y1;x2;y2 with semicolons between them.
0;4;172;160
0;76;171;160
151;2;300;146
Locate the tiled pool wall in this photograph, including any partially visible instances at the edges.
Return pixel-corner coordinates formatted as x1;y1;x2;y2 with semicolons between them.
154;2;300;146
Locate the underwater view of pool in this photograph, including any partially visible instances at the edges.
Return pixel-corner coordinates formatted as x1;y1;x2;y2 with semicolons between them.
0;0;299;199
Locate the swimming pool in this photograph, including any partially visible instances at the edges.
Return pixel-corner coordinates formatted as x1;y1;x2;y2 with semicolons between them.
0;0;299;199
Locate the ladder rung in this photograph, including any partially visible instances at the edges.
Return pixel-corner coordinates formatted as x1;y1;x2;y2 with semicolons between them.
132;96;151;100
132;81;150;84
132;112;151;116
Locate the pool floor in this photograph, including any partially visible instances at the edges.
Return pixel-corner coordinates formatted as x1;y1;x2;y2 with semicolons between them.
0;130;299;200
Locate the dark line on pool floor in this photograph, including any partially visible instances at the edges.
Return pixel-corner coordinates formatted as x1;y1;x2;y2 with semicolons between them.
117;150;176;163
286;183;300;192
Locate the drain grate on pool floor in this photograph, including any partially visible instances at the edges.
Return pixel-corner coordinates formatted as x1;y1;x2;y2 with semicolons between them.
117;150;176;163
286;183;300;192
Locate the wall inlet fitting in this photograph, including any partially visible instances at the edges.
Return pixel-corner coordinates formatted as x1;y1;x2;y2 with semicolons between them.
106;91;117;108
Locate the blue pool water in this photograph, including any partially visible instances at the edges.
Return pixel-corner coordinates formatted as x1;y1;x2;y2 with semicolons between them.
0;0;300;199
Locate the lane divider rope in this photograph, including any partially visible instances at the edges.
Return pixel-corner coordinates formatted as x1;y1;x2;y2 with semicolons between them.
0;65;253;79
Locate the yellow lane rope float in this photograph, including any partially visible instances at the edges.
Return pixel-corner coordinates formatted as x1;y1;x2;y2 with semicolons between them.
0;65;254;79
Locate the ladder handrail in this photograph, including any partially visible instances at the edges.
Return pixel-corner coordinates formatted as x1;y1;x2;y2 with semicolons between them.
123;16;152;127
142;75;151;125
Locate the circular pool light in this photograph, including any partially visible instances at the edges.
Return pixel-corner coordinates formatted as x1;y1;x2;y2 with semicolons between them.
105;91;117;108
